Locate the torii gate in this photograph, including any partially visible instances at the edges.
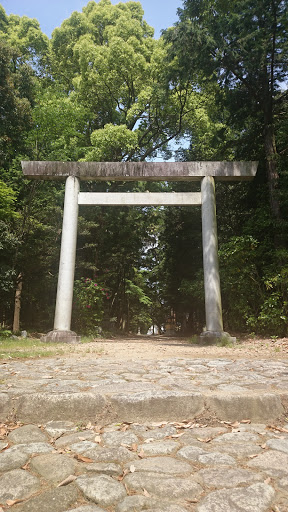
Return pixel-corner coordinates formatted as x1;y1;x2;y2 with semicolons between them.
22;161;257;343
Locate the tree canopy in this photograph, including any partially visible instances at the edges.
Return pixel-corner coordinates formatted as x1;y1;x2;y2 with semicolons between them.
0;0;288;337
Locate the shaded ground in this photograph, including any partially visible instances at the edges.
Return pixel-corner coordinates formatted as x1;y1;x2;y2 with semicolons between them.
84;334;288;361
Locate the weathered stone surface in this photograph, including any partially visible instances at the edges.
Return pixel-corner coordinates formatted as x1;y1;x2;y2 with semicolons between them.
0;392;10;421
76;474;126;506
0;447;29;471
30;453;77;482
9;442;53;454
0;469;40;501
8;424;48;443
44;420;76;437
213;442;261;457
177;445;208;462
196;482;275;512
55;430;96;448
116;497;189;512
124;456;192;475
139;425;177;439
207;393;283;422
196;467;263;488
64;507;105;512
266;437;288;454
70;441;98;454
247;450;288;476
110;390;204;422
0;441;8;450
277;477;288;491
147;507;191;512
213;432;260;443
124;472;202;499
181;427;227;442
85;462;122;476
22;160;258;182
84;446;137;463
198;452;236;466
138;440;179;456
102;431;139;447
115;496;159;512
15;392;107;422
15;485;78;512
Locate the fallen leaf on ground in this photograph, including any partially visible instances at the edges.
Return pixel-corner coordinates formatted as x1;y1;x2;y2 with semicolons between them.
6;500;23;506
143;488;150;497
94;435;101;443
138;448;145;458
117;469;129;481
248;454;258;459
267;425;288;433
130;464;136;473
74;455;93;463
197;437;212;443
241;419;251;424
144;438;155;443
57;475;77;487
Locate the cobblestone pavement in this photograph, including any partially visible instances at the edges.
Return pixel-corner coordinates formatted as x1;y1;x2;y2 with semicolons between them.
1;357;288;423
0;419;288;512
1;355;288;511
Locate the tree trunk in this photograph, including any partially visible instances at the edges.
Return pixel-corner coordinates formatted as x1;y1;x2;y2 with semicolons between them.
13;273;23;333
264;123;280;220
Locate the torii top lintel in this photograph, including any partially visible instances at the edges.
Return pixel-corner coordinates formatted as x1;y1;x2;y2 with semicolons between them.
21;161;257;182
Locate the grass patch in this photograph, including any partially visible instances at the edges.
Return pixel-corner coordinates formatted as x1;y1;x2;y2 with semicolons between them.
0;335;102;360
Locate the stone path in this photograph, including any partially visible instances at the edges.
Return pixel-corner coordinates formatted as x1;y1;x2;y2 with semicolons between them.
1;420;288;511
0;355;288;511
1;357;288;423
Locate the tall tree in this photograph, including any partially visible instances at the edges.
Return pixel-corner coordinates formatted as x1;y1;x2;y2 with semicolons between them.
166;0;288;219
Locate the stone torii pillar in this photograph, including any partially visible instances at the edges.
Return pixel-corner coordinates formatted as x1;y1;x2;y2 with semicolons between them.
21;160;257;343
201;176;226;342
49;176;80;343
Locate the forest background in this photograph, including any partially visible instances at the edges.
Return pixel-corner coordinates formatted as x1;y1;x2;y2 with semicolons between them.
0;0;288;337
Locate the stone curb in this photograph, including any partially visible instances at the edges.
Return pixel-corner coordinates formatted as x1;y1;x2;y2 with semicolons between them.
2;390;287;424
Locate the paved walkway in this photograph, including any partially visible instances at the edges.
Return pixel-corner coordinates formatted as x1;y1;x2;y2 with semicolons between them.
0;353;288;511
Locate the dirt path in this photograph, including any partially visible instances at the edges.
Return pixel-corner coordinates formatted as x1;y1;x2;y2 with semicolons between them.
80;334;288;360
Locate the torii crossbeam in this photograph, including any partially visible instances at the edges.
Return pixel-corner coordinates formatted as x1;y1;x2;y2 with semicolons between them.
22;161;257;343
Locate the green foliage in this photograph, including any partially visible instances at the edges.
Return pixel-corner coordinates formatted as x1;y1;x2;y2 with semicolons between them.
219;236;262;331
73;277;109;334
0;1;287;339
86;124;138;161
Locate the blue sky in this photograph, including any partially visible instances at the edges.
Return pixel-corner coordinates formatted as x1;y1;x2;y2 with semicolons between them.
1;0;182;39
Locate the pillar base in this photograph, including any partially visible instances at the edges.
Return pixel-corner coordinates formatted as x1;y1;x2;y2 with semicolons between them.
41;330;81;344
198;330;236;345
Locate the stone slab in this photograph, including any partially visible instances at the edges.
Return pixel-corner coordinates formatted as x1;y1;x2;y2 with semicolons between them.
14;392;107;423
110;390;204;422
196;482;275;512
76;474;126;506
22;161;258;182
207;392;284;422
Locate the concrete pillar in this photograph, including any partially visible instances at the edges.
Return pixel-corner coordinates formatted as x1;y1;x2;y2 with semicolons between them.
42;176;80;343
200;177;232;343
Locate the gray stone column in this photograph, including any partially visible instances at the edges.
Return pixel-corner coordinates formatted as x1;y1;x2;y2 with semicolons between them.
42;176;80;343
200;177;232;343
